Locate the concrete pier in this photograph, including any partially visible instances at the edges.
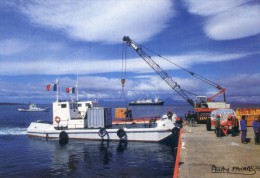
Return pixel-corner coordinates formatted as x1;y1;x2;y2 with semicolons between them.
177;124;260;178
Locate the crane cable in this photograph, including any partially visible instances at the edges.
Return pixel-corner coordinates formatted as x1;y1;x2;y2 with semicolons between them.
132;40;221;89
120;42;127;99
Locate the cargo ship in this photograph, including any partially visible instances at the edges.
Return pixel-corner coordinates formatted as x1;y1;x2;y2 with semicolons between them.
129;97;164;106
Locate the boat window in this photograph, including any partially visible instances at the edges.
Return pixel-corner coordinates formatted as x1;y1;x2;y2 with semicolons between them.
77;103;82;107
70;103;78;109
85;103;92;108
61;104;67;108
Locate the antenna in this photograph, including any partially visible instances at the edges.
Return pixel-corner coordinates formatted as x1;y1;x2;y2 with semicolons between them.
56;78;59;102
76;73;79;101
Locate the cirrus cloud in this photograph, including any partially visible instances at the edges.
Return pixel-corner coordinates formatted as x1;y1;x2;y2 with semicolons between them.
184;0;260;40
17;0;174;44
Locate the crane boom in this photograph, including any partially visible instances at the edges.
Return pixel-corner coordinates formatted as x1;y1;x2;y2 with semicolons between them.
123;36;195;107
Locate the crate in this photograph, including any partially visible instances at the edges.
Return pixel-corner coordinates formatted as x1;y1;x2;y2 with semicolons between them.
114;108;127;119
236;108;260;126
87;107;112;128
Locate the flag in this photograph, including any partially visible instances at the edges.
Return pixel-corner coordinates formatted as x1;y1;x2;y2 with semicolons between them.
66;87;76;94
46;84;51;91
53;84;58;91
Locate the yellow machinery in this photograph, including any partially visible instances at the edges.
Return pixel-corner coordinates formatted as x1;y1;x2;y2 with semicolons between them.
236;108;260;126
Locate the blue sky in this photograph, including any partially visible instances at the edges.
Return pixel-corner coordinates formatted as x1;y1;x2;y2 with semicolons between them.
0;0;260;105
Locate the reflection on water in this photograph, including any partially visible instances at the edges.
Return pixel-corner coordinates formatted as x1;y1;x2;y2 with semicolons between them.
23;138;176;177
0;105;181;177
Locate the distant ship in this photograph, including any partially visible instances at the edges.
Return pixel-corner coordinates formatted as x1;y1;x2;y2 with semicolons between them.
129;97;165;106
18;104;49;112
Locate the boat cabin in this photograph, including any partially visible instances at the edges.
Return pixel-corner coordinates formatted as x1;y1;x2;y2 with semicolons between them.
52;101;111;129
77;100;98;119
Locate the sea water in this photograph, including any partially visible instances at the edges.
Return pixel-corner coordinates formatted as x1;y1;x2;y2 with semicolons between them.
0;103;192;177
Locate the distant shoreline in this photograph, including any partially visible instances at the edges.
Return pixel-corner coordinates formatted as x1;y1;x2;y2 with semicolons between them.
0;103;24;105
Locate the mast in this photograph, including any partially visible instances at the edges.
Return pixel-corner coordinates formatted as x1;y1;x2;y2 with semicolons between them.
56;78;59;102
76;73;79;101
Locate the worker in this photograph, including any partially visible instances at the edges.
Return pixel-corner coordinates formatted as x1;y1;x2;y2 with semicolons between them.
128;108;133;121
252;115;260;144
240;115;248;144
185;112;189;125
167;109;173;120
125;108;130;121
187;111;191;126
215;114;221;137
221;124;228;136
176;117;183;128
231;115;239;137
190;111;196;127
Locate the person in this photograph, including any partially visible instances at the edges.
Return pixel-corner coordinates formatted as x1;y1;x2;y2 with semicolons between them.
240;115;247;144
215;114;221;137
176;117;183;128
252;115;260;144
187;111;191;126
190;111;196;127
185;112;189;125
125;108;130;121
167;109;173;120
128;108;133;121
231;115;239;137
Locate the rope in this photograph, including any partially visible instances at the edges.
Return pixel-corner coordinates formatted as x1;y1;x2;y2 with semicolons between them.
139;44;220;88
120;42;127;100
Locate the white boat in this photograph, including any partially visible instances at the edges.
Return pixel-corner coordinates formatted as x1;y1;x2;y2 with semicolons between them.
27;100;179;143
18;104;49;112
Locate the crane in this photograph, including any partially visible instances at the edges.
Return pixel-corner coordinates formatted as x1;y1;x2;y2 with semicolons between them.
123;36;195;107
123;36;230;125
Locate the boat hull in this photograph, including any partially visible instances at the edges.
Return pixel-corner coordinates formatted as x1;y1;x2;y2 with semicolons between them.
128;101;165;106
18;108;49;112
27;122;176;142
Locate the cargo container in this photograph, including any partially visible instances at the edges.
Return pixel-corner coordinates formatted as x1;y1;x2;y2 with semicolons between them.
236;108;260;126
114;108;126;119
87;107;112;128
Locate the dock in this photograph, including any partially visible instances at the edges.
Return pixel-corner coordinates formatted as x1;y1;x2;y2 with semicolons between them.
176;124;260;178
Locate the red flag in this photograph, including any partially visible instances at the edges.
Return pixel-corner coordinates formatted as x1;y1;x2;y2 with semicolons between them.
46;84;51;91
66;87;70;93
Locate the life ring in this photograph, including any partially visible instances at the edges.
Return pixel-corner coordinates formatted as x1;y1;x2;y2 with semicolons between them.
117;128;126;138
55;116;61;123
98;128;108;138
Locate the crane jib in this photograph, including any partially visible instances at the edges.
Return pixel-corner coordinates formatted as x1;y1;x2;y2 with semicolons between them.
123;36;195;107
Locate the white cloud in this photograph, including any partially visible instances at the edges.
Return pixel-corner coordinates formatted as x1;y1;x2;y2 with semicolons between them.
184;0;246;16
0;39;30;55
18;0;174;43
0;52;250;75
184;0;260;40
205;5;260;40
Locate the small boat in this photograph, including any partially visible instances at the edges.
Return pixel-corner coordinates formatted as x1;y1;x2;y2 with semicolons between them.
129;97;164;106
27;100;179;142
18;104;49;112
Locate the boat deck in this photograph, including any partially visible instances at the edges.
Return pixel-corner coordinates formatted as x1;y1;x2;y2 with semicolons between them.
176;124;260;178
112;117;160;125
